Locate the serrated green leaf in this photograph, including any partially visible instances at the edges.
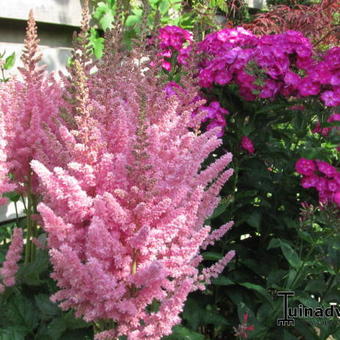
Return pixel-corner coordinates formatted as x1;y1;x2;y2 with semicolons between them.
18;249;49;285
35;294;60;320
100;11;114;30
47;318;67;340
63;311;89;330
0;326;27;340
6;294;39;331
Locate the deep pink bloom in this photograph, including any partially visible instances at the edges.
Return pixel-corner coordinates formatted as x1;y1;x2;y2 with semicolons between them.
333;191;340;207
241;136;255;154
301;175;319;189
316;160;337;177
234;313;255;339
297;158;340;206
295;158;316;176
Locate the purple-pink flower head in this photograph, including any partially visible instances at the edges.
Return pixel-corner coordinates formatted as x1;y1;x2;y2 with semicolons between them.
295;158;316;176
157;26;193;71
158;26;193;51
241;136;255;154
195;100;229;137
316;160;337;177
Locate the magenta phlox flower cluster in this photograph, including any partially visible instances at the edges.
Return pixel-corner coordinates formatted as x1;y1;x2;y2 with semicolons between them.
296;158;340;206
31;50;234;339
0;228;23;293
305;47;340;106
197;101;229;137
158;26;193;71
197;27;339;106
241;136;255;154
313;113;340;137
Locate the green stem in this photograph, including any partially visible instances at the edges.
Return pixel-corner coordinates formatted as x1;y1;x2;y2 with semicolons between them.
24;173;37;263
14;201;19;226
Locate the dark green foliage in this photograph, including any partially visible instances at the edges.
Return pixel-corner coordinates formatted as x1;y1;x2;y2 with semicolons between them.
0;248;93;340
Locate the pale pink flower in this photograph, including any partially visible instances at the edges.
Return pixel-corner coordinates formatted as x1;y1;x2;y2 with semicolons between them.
0;228;23;291
31;24;234;339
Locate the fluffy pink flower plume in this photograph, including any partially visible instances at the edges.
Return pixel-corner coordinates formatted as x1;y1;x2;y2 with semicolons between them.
0;228;24;293
0;10;63;199
30;16;235;340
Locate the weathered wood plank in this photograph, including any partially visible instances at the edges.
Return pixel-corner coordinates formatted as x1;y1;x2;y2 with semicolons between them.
0;0;82;27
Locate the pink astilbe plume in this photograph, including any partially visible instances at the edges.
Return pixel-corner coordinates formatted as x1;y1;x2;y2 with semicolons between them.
0;10;63;199
31;18;235;340
0;228;23;293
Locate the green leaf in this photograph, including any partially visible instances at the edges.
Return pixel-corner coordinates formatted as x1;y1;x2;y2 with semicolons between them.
0;327;27;340
63;311;89;330
159;0;170;14
6;294;39;331
297;231;313;244
279;240;302;269
267;238;281;250
202;252;223;261
211;276;234;286
125;15;142;27
283;329;299;340
164;326;205;340
18;249;49;285
47;318;67;340
100;11;114;30
246;211;261;230
59;328;92;340
2;191;20;202
35;294;60;320
209;201;228;219
239;282;273;306
305;279;327;293
3;53;15;70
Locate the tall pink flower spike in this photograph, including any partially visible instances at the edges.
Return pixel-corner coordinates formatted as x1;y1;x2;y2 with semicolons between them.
30;2;235;339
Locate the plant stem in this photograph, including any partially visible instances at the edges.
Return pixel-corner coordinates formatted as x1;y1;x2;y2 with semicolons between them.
24;173;37;263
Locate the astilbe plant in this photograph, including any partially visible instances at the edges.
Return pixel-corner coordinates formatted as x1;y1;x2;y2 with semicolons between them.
0;11;63;264
28;9;235;340
0;11;63;196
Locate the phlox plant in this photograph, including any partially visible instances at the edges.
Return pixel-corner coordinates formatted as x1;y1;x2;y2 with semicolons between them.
156;21;339;340
0;3;236;340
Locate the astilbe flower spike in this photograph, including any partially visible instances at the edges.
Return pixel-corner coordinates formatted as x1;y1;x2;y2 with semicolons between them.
0;228;24;293
31;23;235;340
0;10;63;199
